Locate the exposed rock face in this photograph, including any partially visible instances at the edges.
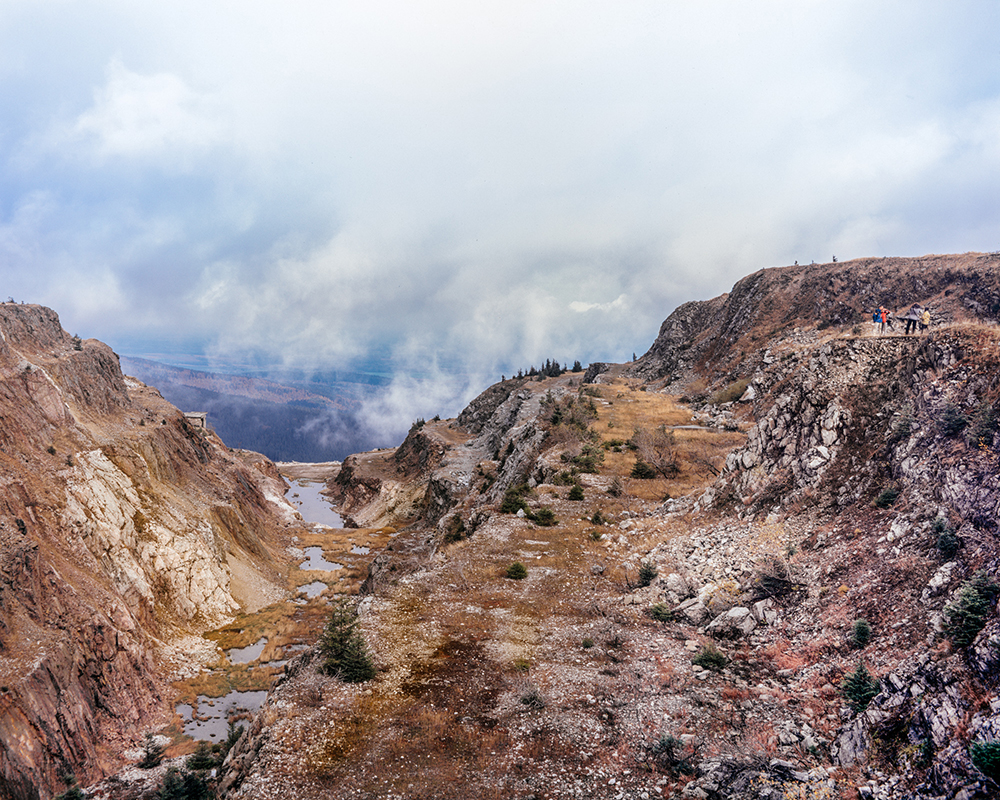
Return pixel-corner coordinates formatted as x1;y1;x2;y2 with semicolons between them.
331;378;553;538
629;253;1000;389
0;304;296;798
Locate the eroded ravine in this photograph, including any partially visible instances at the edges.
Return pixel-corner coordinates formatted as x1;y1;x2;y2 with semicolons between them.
163;466;393;758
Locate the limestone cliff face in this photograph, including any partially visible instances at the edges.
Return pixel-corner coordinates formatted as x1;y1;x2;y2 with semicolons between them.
0;304;296;799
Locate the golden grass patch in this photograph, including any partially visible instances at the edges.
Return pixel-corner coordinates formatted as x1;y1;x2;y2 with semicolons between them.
586;380;745;500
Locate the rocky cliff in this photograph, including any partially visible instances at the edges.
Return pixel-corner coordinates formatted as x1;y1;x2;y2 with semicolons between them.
628;252;1000;388
0;304;298;799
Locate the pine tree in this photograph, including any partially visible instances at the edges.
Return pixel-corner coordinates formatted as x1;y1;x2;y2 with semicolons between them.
186;740;216;771
138;732;164;769
158;768;185;800
319;599;376;682
944;571;999;646
181;770;211;800
841;660;880;712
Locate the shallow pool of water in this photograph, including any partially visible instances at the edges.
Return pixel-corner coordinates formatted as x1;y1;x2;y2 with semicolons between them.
300;546;343;571
176;689;269;740
226;637;267;664
288;480;343;528
297;580;328;598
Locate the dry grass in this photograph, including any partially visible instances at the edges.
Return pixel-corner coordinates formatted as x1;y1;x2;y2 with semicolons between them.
761;638;811;672
588;380;745;499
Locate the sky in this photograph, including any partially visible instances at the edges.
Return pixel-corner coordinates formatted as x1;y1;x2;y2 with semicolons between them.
2;1;1000;435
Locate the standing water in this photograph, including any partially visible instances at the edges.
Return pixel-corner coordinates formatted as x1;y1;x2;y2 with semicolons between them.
288;480;344;528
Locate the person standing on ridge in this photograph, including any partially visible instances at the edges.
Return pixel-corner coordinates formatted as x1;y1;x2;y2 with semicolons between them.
920;307;931;333
879;306;890;335
904;303;922;335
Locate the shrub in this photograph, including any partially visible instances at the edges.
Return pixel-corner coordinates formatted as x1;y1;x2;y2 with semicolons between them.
637;561;658;588
568;483;584;501
850;619;872;648
607;476;624;497
590;510;607;525
528;506;557;526
933;518;960;560
506;562;528;580
944;571;999;647
681;379;709;405
890;403;915;444
631;426;679;478
750;554;795;599
691;643;728;672
500;484;529;514
631;459;658;479
940;403;968;437
649;733;694;775
443;516;466;543
138;733;164;769
841;660;880;712
971;740;1000;783
562;443;604;473
520;685;545;710
648;603;675;622
874;485;901;508
319;599;376;682
581;637;595;649
55;775;85;800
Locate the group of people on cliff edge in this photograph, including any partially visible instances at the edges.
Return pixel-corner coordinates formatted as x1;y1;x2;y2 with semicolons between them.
872;303;930;336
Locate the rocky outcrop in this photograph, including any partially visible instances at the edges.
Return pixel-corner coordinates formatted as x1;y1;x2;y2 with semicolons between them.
831;643;999;799
629;253;1000;390
712;328;1000;526
0;303;297;798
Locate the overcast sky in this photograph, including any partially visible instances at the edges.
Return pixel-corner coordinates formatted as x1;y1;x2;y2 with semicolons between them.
3;1;1000;423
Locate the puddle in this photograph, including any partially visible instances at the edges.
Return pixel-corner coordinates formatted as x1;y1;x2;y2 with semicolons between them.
288;480;343;528
176;690;268;740
297;581;329;598
350;544;370;555
300;546;343;571
226;637;267;664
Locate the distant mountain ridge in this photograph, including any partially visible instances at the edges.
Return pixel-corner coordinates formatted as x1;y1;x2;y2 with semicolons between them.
119;356;359;409
119;357;385;462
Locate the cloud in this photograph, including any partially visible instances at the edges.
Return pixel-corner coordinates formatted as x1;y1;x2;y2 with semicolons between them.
70;60;224;161
0;0;999;397
570;295;628;314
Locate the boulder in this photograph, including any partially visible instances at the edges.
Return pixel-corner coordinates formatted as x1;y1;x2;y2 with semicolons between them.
706;606;757;638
